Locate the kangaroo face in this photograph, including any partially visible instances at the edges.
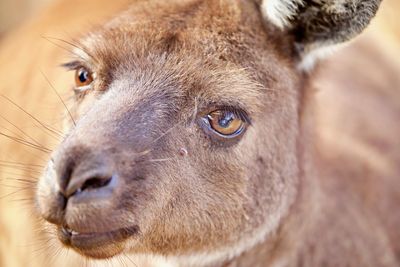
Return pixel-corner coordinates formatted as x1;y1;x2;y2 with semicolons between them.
37;0;300;259
36;0;381;262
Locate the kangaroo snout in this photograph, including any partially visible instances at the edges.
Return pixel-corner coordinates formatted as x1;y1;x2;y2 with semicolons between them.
38;140;142;257
56;148;115;199
37;82;180;257
39;144;119;227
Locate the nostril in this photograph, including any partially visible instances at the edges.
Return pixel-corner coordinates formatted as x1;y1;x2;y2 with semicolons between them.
80;176;112;192
64;172;114;197
54;147;116;198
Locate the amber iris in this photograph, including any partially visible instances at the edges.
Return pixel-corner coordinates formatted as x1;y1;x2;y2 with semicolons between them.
207;110;244;136
75;67;93;87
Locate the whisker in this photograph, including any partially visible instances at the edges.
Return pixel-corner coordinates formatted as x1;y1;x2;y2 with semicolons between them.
1;171;39;180
45;36;92;56
4;177;36;184
1;94;63;139
20;236;55;248
30;240;55;254
10;197;36;204
40;70;76;127
191;96;199;125
134;148;152;158
46;36;96;61
138;121;183;157
0;164;43;173
41;35;89;62
0;183;29;189
0;114;44;147
146;157;176;163
123;253;139;267
4;180;36;188
117;255;128;267
0;124;26;141
0;127;51;161
0;160;44;168
0;186;33;199
149;121;182;147
0;131;51;153
48;244;64;266
42;122;64;136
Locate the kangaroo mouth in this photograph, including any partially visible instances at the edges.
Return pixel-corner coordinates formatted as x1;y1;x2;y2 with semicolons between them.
58;225;139;255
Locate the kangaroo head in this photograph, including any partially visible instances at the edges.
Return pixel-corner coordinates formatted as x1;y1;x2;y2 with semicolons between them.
36;0;380;263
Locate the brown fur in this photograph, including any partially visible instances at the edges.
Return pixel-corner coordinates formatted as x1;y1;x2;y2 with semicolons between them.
0;0;399;266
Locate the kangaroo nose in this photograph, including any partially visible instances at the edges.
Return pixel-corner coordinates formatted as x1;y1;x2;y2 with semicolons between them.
64;171;114;198
40;151;117;226
56;150;116;199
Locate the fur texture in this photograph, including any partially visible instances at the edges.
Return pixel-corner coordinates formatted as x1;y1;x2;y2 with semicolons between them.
0;0;399;266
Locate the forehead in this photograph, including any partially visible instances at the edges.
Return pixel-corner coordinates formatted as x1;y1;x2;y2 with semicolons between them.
82;0;247;59
73;0;283;114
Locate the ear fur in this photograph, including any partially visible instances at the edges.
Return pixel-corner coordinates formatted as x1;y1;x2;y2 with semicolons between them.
262;0;305;29
261;0;382;70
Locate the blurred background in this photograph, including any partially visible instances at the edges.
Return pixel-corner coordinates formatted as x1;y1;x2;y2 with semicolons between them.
0;0;52;36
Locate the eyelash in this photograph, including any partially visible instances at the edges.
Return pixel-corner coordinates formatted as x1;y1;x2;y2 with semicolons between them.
196;105;250;146
62;61;95;93
61;60;85;71
210;106;251;124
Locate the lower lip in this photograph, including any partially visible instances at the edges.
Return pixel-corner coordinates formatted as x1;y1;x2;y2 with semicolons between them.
59;225;139;250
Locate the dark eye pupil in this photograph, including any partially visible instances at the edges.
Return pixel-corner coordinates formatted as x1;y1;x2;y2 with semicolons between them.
79;70;88;83
218;112;234;128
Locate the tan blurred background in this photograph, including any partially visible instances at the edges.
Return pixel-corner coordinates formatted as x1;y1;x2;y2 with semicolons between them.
0;0;52;35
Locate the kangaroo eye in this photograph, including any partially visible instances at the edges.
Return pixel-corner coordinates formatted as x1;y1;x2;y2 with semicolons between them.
207;110;245;136
75;67;93;87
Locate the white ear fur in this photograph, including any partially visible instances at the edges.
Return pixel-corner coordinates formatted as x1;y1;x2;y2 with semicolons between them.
261;0;330;70
297;44;340;72
260;0;304;29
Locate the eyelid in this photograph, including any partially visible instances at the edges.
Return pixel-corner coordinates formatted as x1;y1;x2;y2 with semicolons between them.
73;86;92;94
61;61;95;75
61;60;83;71
199;116;246;141
197;106;251;145
62;62;97;83
198;103;251;124
210;106;251;125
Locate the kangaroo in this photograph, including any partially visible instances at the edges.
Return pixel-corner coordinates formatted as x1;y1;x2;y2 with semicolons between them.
0;0;399;266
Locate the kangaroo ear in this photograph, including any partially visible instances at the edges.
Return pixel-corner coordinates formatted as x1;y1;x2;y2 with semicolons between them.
261;0;382;70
